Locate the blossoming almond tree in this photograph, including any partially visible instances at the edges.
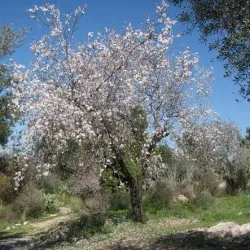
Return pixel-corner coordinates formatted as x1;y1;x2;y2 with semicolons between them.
11;1;213;222
176;120;250;193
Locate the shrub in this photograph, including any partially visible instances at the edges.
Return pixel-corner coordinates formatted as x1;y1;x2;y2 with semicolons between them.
14;182;45;219
110;190;130;210
0;174;18;204
68;196;85;212
83;190;111;213
37;173;64;194
43;193;61;213
58;213;107;240
212;180;227;197
0;204;8;220
0;205;17;228
178;182;196;201
148;179;179;206
192;190;214;209
79;213;106;237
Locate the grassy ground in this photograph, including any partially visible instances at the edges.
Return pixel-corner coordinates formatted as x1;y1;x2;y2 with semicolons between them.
0;194;249;249
54;194;250;249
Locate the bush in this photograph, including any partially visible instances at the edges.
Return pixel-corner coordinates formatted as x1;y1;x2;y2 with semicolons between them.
148;179;179;206
62;213;107;240
37;173;64;194
79;213;106;237
43;193;61;213
0;173;19;204
110;190;130;210
192;190;214;209
83;190;111;213
212;180;227;197
178;182;196;201
0;205;17;228
68;196;85;212
14;182;45;219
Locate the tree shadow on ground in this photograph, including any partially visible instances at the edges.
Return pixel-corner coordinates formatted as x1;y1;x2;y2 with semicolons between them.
0;231;24;241
0;231;34;250
108;242;143;250
151;230;250;250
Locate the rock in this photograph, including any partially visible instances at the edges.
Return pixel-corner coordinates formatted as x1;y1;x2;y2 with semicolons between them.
240;223;250;238
217;181;227;190
213;181;227;197
231;226;241;237
23;221;29;225
204;222;250;238
58;207;72;215
15;223;22;227
207;222;240;237
174;194;189;203
75;239;84;246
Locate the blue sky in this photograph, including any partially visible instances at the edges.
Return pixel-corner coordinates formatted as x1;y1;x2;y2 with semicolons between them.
1;0;249;136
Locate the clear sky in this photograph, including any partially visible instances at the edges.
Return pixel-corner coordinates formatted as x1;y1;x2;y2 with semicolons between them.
1;0;249;136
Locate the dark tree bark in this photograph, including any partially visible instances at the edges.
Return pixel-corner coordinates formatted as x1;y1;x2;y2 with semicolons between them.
128;174;147;222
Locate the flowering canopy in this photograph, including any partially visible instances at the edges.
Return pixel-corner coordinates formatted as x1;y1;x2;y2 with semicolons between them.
10;1;214;189
176;120;250;180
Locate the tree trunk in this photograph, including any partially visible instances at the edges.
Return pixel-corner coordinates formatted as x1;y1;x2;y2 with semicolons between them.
128;175;147;222
226;177;237;195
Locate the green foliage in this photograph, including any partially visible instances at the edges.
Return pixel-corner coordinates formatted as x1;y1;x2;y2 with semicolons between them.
193;190;214;210
79;213;106;238
14;182;45;219
0;155;27;204
0;25;26;59
170;0;250;100
148;179;178;206
42;182;71;213
63;213;107;240
43;193;60;213
0;173;16;204
242;127;250;148
0;25;26;146
100;168;119;191
67;196;85;212
123;106;147;178
37;172;65;194
110;190;131;210
155;144;174;165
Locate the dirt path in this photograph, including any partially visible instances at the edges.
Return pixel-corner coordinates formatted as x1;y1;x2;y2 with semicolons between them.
29;214;78;234
0;213;80;250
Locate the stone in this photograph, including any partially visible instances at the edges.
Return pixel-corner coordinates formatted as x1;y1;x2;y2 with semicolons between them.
174;194;189;203
207;222;240;237
240;223;250;236
58;207;72;215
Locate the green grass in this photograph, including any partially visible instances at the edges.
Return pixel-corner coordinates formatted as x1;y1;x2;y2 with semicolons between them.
56;194;250;249
98;194;250;230
145;194;250;226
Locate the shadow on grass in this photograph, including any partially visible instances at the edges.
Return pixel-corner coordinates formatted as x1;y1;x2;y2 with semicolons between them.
35;212;108;249
108;243;143;250
151;230;250;250
0;231;24;241
0;230;33;250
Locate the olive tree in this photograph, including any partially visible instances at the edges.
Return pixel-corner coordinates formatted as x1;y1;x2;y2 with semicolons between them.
169;0;250;100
